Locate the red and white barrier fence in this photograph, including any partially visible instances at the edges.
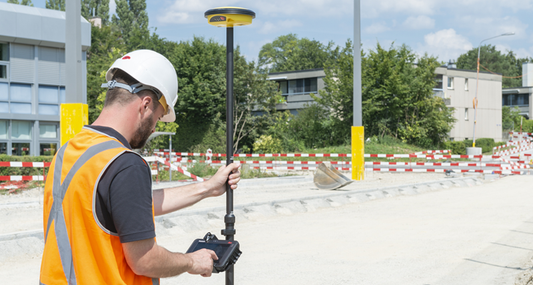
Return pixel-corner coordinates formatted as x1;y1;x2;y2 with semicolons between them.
148;156;205;182
156;151;512;160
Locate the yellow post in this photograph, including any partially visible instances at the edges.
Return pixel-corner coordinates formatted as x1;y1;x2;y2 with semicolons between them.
351;126;364;180
60;103;88;146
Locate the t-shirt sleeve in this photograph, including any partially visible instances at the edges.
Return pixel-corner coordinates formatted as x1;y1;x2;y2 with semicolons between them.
108;153;155;243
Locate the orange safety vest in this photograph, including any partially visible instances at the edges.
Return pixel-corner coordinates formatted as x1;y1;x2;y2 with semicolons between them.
40;127;159;285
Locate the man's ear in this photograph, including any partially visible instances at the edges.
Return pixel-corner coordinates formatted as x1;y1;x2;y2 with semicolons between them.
140;95;152;114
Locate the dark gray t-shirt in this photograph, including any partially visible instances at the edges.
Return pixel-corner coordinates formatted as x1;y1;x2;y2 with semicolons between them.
88;125;156;243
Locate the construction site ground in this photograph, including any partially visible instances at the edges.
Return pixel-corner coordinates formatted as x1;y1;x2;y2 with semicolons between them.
1;171;533;284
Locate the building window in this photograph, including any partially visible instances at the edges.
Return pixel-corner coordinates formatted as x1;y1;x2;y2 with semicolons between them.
10;83;32;114
448;77;454;89
40;143;57;156
0;43;8;61
12;142;30;156
277;78;318;96
0;65;6;80
38;85;65;115
465;78;468;91
503;94;530;106
0;43;9;81
0;120;7;155
434;74;443;89
12;120;32;140
40;123;57;139
0;120;7;139
465;108;469;121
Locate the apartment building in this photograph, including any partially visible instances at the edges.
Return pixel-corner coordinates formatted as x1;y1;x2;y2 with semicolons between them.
502;62;533;119
267;68;325;115
269;65;503;142
434;65;503;141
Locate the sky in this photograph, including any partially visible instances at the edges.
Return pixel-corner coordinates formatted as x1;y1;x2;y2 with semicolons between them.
7;0;533;65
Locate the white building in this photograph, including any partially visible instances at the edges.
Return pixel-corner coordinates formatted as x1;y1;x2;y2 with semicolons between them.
434;65;503;142
0;2;91;156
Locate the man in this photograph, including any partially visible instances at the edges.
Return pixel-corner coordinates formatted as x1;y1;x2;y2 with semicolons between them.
40;50;240;284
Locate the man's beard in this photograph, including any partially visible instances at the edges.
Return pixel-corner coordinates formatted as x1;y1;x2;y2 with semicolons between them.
130;114;155;149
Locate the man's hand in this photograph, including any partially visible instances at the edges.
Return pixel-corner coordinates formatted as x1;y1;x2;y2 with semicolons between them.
153;162;241;216
186;249;218;277
205;162;241;198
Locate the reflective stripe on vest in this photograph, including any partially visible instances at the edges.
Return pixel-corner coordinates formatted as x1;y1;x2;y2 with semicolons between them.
41;139;159;285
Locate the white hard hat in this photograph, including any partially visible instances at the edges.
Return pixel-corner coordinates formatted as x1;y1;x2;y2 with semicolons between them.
102;50;178;122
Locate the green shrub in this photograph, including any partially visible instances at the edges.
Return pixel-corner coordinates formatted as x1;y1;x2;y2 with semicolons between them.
474;138;495;153
441;141;466;155
253;135;282;154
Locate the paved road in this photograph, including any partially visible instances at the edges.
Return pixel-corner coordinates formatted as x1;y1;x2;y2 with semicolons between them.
161;175;533;285
2;174;533;284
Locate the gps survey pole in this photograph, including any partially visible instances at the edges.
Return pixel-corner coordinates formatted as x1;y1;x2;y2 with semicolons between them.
204;7;255;285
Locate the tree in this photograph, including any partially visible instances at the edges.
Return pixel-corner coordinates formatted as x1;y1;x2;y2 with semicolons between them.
7;0;34;6
501;106;521;131
258;33;338;73
112;0;150;46
457;45;533;88
232;52;283;151
81;0;110;25
86;25;126;123
46;0;65;11
317;41;456;148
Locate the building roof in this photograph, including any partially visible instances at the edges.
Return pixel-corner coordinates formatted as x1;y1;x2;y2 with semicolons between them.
0;2;91;50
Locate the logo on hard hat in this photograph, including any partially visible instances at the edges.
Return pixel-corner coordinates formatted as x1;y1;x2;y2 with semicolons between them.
122;56;131;60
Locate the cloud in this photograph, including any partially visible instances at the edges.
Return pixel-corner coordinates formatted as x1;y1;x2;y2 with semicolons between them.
254;0;352;17
258;20;303;34
365;22;390;34
403;16;435;30
419;29;473;61
362;0;435;18
158;0;242;24
158;0;352;24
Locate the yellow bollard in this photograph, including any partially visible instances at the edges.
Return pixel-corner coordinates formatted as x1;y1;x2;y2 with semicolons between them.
351;126;364;180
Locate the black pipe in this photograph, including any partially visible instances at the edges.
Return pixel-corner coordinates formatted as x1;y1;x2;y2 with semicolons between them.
223;26;235;285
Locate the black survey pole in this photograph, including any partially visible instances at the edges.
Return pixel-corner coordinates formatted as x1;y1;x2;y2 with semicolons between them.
224;26;236;284
204;7;255;285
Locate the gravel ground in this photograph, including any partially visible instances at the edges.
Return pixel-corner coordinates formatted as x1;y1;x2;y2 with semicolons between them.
3;171;531;284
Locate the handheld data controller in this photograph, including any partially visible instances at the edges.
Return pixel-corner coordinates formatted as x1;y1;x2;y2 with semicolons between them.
186;232;242;273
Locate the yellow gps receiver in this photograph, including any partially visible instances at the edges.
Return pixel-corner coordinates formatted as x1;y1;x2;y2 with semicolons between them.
204;7;255;27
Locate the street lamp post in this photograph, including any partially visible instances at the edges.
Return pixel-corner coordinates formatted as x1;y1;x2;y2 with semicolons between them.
472;32;514;147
